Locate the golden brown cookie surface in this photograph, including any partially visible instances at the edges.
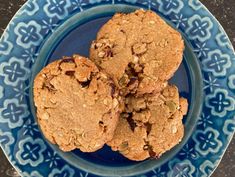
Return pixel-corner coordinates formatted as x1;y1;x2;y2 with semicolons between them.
34;55;121;152
90;10;184;96
107;84;188;161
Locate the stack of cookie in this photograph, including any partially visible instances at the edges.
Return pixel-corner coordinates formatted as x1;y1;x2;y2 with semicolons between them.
34;9;188;161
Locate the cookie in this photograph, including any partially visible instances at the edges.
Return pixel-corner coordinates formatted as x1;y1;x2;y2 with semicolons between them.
34;55;121;152
107;84;188;161
90;9;184;96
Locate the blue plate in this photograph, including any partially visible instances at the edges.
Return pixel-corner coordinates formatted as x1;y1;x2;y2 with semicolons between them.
0;0;234;177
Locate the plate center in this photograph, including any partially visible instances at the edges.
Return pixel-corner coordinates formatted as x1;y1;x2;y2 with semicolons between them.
31;4;203;176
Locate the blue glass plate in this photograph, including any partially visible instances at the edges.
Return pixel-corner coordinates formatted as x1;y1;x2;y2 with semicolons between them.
0;0;234;177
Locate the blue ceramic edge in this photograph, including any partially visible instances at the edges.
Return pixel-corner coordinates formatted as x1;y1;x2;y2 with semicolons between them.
0;0;234;177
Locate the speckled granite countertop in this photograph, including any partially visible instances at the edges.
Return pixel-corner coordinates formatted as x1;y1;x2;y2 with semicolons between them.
0;0;234;176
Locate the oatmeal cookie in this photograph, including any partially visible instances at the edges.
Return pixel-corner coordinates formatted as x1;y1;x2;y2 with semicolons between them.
90;10;184;96
107;84;188;161
34;55;121;152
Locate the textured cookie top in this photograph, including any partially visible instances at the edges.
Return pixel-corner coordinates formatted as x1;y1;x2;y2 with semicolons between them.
107;84;188;161
90;9;184;96
34;55;121;152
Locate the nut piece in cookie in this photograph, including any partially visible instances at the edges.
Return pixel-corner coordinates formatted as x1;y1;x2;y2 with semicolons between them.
90;9;184;96
34;55;121;152
107;84;188;161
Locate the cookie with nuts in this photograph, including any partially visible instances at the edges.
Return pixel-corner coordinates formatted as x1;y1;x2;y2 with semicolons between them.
107;84;188;161
34;55;122;152
90;9;184;96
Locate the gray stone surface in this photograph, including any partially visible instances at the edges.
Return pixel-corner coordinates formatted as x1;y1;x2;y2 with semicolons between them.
0;0;234;176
